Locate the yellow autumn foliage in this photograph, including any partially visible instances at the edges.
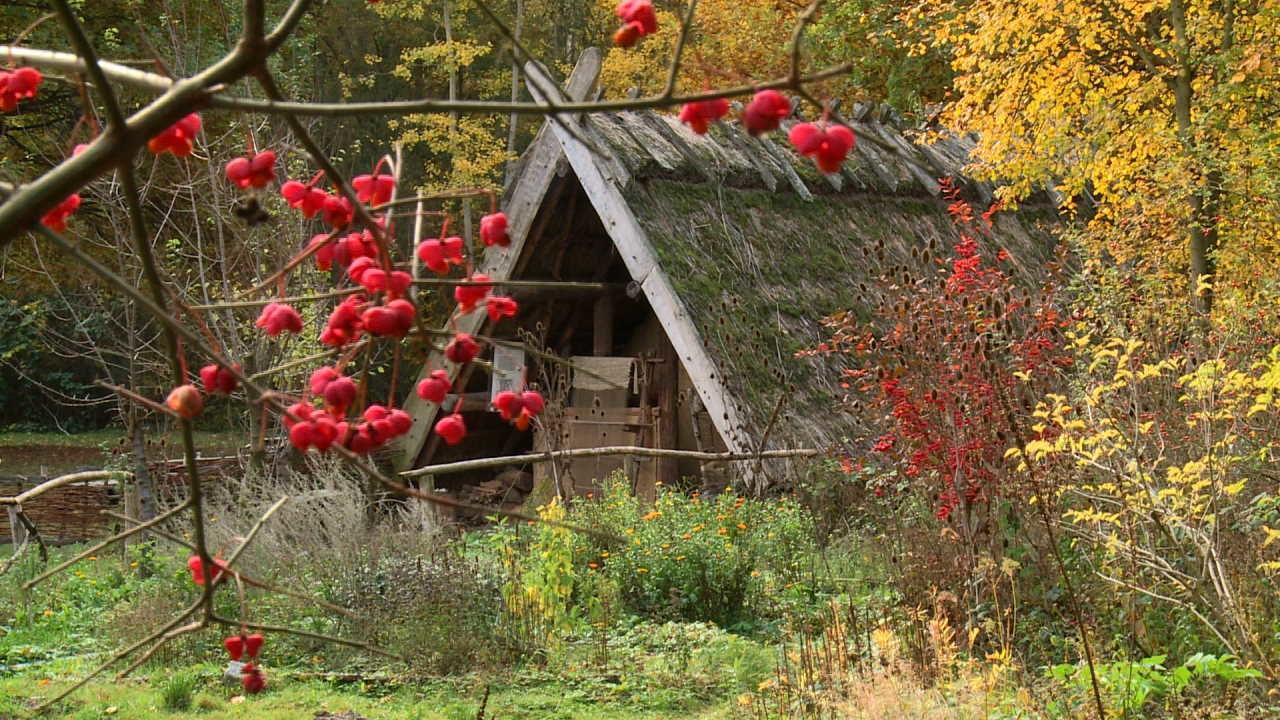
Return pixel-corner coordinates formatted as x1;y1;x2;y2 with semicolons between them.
938;0;1280;317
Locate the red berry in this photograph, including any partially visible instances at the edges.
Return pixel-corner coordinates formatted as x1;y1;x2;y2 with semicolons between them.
417;236;466;275
387;408;413;436
186;555;226;585
225;151;276;188
199;364;239;394
322;376;357;413
679;98;730;135
166;384;204;419
615;0;657;34
147;113;201;156
362;299;416;339
244;633;265;659
485;296;518;323
224;635;245;661
322;194;353;229
255;303;303;337
0;66;43;112
445;333;480;365
282;402;313;429
479;213;510;248
613;22;643;48
743;90;790;135
521;391;545;416
387;271;412;298
241;663;266;694
455;274;493;313
308;233;336;271
416;369;451;404
281;181;328;218
40;193;81;233
493;390;523;421
321;296;365;348
309;367;340;396
434;413;467;445
788;122;855;173
352;173;396;205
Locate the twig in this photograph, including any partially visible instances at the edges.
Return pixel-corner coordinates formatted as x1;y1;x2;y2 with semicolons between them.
220;495;289;568
1;470;131;505
102;510;193;549
209;614;401;659
662;0;701;98
97;380;183;419
24;501;192;589
401;446;821;478
115;620;205;679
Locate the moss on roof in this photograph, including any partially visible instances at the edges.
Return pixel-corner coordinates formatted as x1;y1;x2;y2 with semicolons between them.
537;104;1064;451
582;106;1061;450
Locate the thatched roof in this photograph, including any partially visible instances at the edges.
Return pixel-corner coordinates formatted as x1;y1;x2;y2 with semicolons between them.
396;48;1061;475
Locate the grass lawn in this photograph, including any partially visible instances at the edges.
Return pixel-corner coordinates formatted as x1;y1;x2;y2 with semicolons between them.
0;658;740;720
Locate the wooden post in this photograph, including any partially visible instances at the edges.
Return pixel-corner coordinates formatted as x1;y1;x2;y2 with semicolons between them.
7;505;26;547
654;335;680;493
593;295;614;356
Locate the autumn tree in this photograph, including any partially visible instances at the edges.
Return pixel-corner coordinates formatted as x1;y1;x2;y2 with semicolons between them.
936;0;1280;319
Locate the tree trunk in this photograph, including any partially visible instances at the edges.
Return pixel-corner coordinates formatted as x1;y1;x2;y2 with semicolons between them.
1170;0;1220;318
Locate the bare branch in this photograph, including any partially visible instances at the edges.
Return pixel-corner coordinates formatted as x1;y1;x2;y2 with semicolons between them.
401;446;822;479
0;470;131;506
24;501;193;589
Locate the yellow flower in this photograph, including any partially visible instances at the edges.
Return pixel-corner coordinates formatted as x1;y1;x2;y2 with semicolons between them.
751;570;761;577
636;567;649;573
43;609;54;616
130;561;139;567
692;524;704;532
88;556;97;561
676;555;686;561
601;552;610;558
625;528;635;535
661;543;670;549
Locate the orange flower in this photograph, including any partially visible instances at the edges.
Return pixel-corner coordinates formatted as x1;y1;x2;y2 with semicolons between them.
718;527;729;535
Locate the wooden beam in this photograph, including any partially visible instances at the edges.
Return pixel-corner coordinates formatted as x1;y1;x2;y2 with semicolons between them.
394;48;603;473
527;73;761;487
654;336;680;494
400;446;821;479
443;392;492;412
593;294;615;356
508;281;626;301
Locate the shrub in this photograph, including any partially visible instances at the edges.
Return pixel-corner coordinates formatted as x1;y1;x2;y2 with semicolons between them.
329;545;514;674
159;670;198;711
486;498;580;657
569;477;817;628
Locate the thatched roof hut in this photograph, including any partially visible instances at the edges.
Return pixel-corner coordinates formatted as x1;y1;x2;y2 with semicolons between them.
395;49;1060;503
